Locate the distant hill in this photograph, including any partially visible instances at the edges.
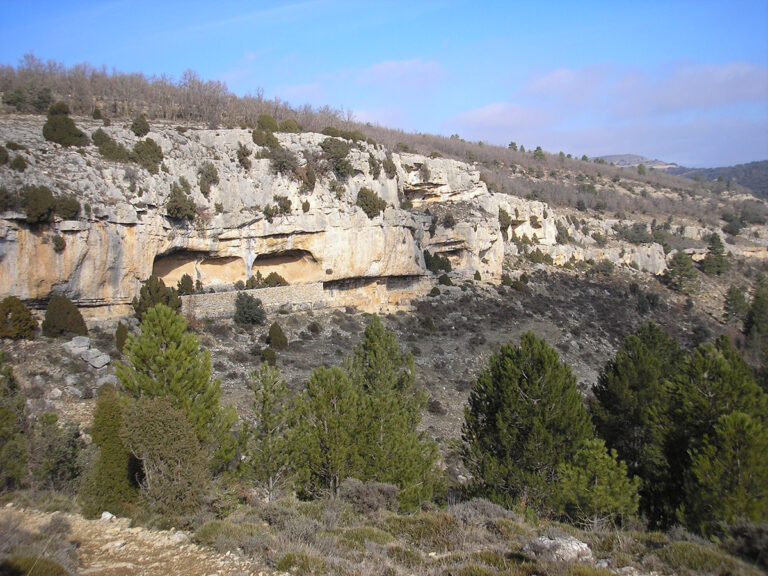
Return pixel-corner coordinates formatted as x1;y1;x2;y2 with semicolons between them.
597;154;679;171
667;160;768;199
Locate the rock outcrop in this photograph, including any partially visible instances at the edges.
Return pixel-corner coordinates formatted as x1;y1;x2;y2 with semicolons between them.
0;115;506;316
2;114;764;318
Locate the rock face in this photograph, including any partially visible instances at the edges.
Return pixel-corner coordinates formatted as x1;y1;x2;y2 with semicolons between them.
0;115;507;316
6;114;762;318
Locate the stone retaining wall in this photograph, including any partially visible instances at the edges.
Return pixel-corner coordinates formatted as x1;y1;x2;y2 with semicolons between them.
181;282;326;319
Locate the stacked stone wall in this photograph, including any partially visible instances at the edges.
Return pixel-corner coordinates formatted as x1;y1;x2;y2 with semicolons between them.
181;283;325;319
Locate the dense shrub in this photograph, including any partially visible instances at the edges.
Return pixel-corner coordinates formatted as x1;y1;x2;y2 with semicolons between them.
27;413;84;492
9;155;26;172
48;101;70;116
382;153;397;178
320;137;353;179
368;153;381;178
130;113;150;137
234;292;266;326
616;222;654;244
236;142;252;169
0;186;18;212
278;118;300;132
526;248;554;264
80;384;139;518
267;321;288;350
198;161;219;196
166;182;196;221
438;274;453;286
176;273;194;296
20;186;54;224
115;322;128;354
266;147;299;176
252;128;279;148
54;196;80;219
42;103;88;147
356;187;387;218
41;295;87;337
0;351;28;491
0;145;7;165
131;275;181;321
0;554;70;576
339;478;400;514
257;114;278;132
263;272;289;287
424;250;451;273
92;128;132;162
121;396;210;516
132;138;163;174
0;296;37;339
51;235;65;252
260;346;277;366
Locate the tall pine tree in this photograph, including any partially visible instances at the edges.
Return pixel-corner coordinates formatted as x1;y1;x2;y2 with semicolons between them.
245;362;293;501
116;304;236;471
590;322;683;527
463;332;592;512
685;411;768;535
346;315;439;508
293;366;361;498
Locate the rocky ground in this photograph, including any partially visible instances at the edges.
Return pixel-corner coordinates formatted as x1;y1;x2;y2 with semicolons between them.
4;261;734;460
0;504;272;576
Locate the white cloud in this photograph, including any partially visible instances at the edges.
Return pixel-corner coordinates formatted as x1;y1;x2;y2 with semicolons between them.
357;58;444;89
448;62;768;165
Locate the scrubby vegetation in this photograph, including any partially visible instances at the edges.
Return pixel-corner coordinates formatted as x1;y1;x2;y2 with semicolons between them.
42;102;88;147
356;187;387;218
41;295;87;337
0;297;37;339
234;292;266;326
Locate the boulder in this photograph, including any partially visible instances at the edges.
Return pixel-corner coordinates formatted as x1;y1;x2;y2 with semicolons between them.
63;336;90;356
81;348;111;369
524;536;593;563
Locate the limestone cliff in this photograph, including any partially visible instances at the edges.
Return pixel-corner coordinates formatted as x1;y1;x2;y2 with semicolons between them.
0;115;505;315
2;114;764;317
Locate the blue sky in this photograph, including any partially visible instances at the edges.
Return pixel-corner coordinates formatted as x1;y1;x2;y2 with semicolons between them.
1;0;767;167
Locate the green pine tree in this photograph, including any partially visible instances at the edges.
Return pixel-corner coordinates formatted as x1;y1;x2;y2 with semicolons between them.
701;233;729;276
724;285;749;323
0;352;29;491
665;250;698;294
462;332;593;512
245;363;293;501
685;411;768;535
668;337;768;527
131;276;181;321
293;366;361;498
116;304;236;471
346;315;440;509
176;273;195;295
590;322;683;527
555;438;640;529
745;274;768;388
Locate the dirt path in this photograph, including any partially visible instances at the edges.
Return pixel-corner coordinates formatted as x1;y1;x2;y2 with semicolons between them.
2;505;275;576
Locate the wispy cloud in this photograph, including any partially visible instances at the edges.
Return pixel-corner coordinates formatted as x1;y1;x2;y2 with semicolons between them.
612;62;768;117
446;61;768;166
357;58;444;89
